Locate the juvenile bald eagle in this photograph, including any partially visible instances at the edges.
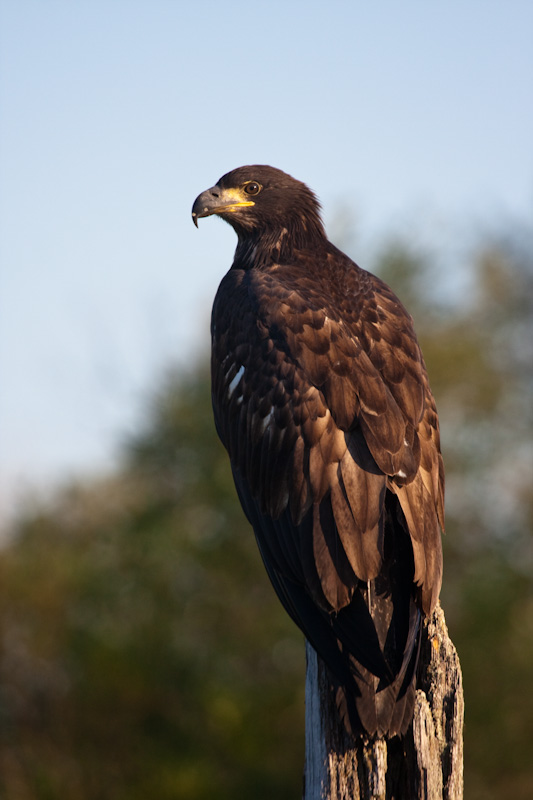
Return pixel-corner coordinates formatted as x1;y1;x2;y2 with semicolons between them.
192;165;444;737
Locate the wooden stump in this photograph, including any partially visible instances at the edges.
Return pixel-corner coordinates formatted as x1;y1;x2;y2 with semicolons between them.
304;604;463;800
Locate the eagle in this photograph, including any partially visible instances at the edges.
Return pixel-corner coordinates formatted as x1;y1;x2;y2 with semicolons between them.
192;165;444;737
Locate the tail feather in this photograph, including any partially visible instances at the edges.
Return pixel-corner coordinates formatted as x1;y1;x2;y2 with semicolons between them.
334;615;420;738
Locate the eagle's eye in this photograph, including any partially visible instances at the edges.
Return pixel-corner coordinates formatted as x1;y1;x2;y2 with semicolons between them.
243;181;261;196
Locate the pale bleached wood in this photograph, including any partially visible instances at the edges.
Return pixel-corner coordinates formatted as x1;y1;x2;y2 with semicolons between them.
304;604;463;800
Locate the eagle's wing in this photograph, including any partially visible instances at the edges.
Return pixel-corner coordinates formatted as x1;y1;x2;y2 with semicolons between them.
212;256;443;617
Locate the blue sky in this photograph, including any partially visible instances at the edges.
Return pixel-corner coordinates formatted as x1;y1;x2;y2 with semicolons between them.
1;0;532;518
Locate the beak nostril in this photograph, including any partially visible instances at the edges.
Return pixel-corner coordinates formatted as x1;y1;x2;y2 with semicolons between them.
211;190;219;198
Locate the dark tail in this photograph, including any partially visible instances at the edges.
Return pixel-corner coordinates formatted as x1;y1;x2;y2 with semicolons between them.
333;595;421;737
329;493;422;737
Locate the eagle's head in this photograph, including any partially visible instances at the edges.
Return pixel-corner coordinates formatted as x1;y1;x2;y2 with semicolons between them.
192;165;325;247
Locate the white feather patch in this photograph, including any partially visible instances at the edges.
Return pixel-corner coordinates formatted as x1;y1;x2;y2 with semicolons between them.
227;365;245;398
259;406;275;434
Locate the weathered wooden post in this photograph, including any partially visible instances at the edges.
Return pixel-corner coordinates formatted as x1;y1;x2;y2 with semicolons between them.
304;605;463;800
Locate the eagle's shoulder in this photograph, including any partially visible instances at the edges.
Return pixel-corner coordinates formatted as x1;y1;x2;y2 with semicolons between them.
245;249;428;472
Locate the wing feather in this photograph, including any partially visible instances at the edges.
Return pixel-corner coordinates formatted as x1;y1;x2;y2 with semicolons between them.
211;256;443;625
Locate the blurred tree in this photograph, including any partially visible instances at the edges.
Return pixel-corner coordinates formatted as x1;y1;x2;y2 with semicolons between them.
0;373;304;799
0;224;531;799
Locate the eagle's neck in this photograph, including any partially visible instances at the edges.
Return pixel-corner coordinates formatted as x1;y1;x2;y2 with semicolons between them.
233;216;327;269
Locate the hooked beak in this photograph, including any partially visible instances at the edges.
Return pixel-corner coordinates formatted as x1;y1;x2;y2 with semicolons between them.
191;185;255;227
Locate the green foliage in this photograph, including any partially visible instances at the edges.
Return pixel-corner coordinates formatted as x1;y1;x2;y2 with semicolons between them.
1;227;532;798
0;373;304;799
